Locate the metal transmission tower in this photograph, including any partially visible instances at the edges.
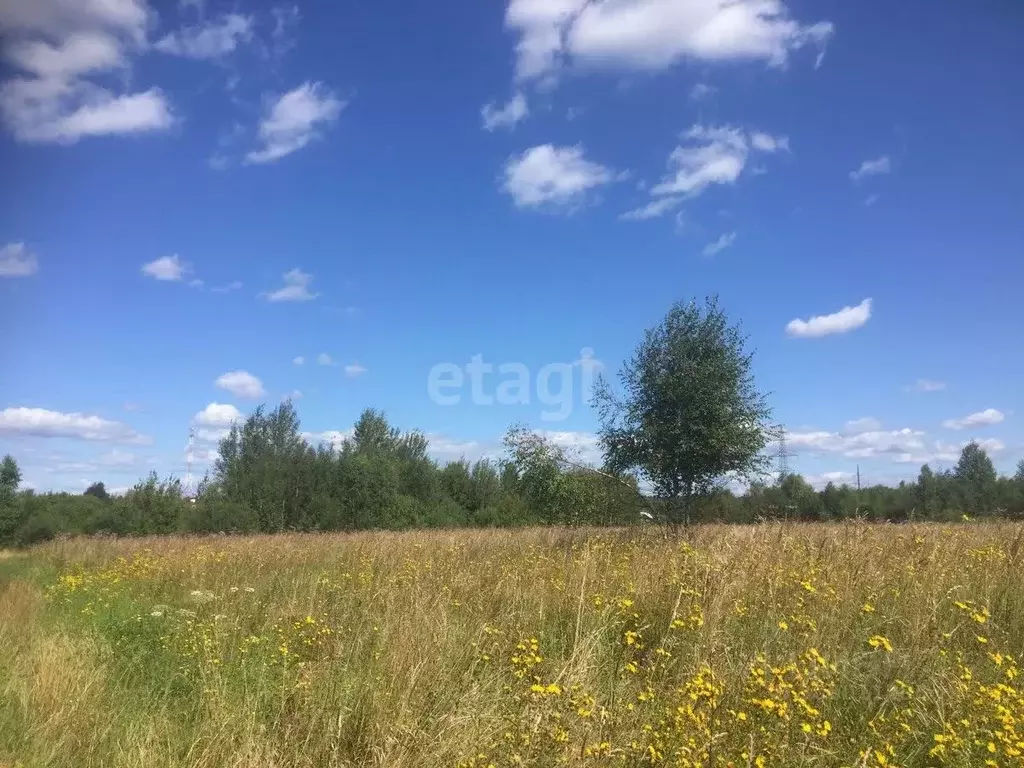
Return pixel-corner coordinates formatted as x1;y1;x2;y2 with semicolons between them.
775;433;797;483
183;427;197;501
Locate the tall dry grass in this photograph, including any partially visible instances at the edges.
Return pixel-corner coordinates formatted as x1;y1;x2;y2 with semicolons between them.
3;523;1024;767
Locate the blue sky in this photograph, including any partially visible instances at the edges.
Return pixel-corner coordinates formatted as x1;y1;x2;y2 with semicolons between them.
1;0;1021;493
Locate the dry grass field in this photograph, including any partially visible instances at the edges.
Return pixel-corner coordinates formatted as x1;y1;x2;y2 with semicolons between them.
2;523;1024;767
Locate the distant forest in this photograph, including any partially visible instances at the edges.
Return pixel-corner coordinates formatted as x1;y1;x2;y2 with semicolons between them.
2;401;1023;548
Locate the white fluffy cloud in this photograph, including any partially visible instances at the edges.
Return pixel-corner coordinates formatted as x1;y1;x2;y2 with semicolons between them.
245;82;344;164
293;356;305;366
263;268;318;302
141;254;190;281
481;92;528;131
317;352;334;366
783;426;926;460
849;155;891;182
193;402;243;441
505;0;832;82
4;31;123;78
702;231;736;256
0;0;173;143
0;80;172;143
0;406;148;443
194;402;243;425
214;370;265;399
786;298;872;338
0;242;38;276
503;144;614;208
942;409;1005;430
154;13;253;59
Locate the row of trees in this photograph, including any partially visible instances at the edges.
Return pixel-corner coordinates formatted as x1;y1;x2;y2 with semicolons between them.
2;409;1021;547
2;297;1020;545
0;404;643;546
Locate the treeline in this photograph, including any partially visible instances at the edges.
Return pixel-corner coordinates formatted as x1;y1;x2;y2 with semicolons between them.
1;404;1023;548
0;404;641;547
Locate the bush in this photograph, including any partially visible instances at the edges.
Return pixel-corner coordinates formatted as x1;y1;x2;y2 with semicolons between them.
183;499;260;534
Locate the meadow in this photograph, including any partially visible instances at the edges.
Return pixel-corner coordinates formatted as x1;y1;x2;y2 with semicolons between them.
2;523;1024;767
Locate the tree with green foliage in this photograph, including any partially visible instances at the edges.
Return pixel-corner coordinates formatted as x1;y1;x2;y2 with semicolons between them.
503;425;648;526
778;473;820;520
84;481;110;501
1;454;20;498
215;401;312;531
915;464;937;519
593;296;774;525
0;455;26;544
124;473;184;534
955;441;998;514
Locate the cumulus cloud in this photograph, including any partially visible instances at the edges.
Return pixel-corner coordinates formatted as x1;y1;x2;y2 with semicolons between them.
702;231;736;256
505;0;833;83
0;242;38;277
245;82;344;164
262;268;318;302
193;402;243;442
0;406;148;443
141;254;190;281
293;356;305;366
0;81;172;143
0;0;174;143
782;426;926;460
849;155;890;182
786;298;872;338
154;13;253;59
482;91;528;131
194;402;243;426
214;370;265;399
942;409;1005;430
502;144;614;208
316;352;334;366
